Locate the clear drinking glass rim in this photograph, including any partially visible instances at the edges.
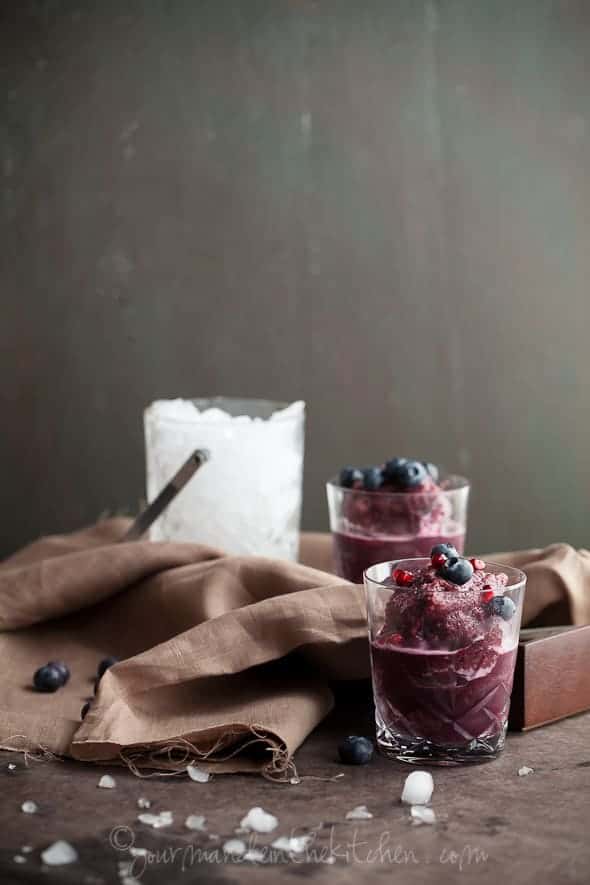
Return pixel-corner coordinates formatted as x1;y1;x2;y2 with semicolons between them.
144;397;304;426
326;473;470;498
364;557;527;591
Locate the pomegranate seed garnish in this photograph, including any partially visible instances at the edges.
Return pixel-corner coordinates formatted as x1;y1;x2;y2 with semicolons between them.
390;633;403;644
392;568;414;587
470;558;486;571
431;552;447;569
481;589;495;603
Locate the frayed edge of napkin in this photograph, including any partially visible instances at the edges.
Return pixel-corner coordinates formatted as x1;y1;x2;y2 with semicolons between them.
1;734;64;765
116;727;298;782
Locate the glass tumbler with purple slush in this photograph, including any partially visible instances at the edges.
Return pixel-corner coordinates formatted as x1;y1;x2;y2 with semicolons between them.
365;555;526;764
327;471;469;583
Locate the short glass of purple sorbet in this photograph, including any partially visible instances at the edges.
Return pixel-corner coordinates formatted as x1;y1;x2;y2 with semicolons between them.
326;464;470;583
364;554;526;765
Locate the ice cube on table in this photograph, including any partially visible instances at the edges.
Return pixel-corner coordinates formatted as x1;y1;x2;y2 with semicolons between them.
21;801;38;814
271;835;311;854
98;774;116;789
222;839;247;857
41;841;78;866
411;806;436;825
239;807;279;833
187;764;210;783
401;771;434;805
345;805;373;820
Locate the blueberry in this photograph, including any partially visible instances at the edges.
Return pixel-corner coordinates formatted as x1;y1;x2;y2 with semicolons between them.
362;467;383;491
339;467;363;488
81;701;91;720
439;556;474;586
423;461;439;483
431;543;459;560
386;459;427;490
97;657;118;679
33;664;63;693
48;661;70;684
337;735;374;765
491;596;516;621
383;457;407;483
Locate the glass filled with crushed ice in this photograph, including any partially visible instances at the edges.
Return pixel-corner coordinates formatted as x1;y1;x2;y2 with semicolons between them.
144;398;305;559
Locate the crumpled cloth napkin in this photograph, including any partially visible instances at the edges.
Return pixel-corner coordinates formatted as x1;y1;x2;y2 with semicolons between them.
0;520;588;777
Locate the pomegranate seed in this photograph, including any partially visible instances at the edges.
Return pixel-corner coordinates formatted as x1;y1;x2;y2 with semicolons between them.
470;558;486;571
392;568;414;587
431;552;447;569
390;633;403;644
481;589;495;603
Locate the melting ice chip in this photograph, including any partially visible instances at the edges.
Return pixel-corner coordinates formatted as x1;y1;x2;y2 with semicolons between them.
240;807;279;833
21;801;38;814
223;839;247;857
411;806;436;825
137;797;151;809
185;815;207;831
137;811;173;829
187;764;210;783
401;771;434;805
271;835;311;854
244;848;266;862
345;805;373;820
98;774;116;789
41;841;79;866
518;766;534;777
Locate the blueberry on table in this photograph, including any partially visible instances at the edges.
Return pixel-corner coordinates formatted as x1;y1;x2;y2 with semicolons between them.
339;467;364;488
491;596;516;621
439;556;474;586
33;664;64;693
430;543;459;560
97;657;119;679
362;467;383;491
386;459;427;490
48;661;70;684
338;735;374;765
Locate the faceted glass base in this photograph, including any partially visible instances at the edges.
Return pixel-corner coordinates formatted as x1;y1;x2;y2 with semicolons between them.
376;712;507;766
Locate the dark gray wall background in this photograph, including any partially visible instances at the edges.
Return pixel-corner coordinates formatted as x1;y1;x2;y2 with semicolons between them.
1;0;589;558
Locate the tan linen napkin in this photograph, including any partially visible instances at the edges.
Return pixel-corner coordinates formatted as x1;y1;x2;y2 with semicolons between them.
0;521;588;777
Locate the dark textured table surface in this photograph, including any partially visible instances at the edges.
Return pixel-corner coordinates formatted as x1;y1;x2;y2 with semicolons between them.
1;699;589;885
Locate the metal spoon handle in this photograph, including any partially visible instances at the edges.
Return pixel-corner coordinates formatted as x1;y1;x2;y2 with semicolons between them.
122;448;210;541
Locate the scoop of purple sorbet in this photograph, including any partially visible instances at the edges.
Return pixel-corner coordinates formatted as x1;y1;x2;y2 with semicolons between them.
382;566;507;650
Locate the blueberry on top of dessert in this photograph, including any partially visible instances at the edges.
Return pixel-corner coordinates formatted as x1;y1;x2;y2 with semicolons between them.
384;547;516;650
338;457;440;493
